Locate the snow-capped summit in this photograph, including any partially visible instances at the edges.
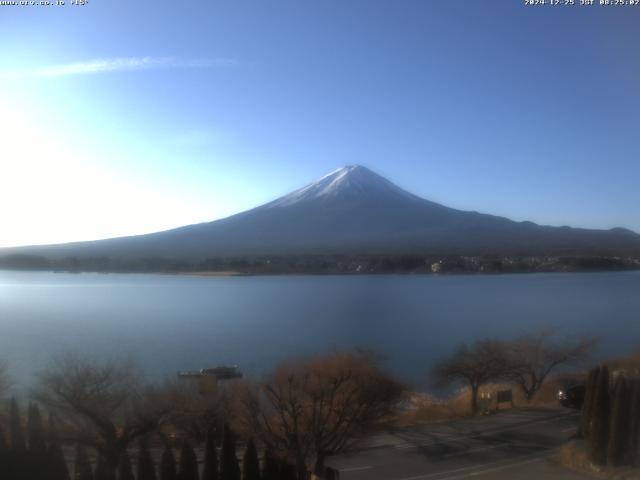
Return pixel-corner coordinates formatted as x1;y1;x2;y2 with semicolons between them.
267;165;415;208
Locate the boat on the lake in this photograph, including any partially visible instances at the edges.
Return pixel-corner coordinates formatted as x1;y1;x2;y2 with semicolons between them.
177;365;243;380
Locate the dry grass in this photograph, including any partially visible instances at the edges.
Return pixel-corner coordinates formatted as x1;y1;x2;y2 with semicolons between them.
400;351;640;427
397;390;470;425
558;441;640;479
608;352;640;377
398;376;574;426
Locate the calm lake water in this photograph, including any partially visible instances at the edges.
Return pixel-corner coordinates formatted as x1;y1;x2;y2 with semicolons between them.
1;270;639;390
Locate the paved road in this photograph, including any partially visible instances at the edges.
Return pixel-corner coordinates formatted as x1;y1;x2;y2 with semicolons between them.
326;407;594;480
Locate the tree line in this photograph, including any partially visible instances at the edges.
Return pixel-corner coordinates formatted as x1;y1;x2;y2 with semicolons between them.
433;330;595;414
0;330;600;479
1;400;68;480
0;403;300;480
0;352;403;480
1;253;637;275
581;365;640;467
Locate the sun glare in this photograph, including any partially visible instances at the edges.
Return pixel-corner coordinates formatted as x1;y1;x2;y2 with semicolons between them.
0;96;207;248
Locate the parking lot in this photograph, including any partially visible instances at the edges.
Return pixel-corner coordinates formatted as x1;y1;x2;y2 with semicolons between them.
327;407;593;480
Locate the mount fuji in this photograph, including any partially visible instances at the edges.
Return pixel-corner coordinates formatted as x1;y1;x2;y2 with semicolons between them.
3;165;640;261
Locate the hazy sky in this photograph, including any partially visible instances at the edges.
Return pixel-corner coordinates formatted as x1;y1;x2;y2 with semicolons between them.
1;1;639;247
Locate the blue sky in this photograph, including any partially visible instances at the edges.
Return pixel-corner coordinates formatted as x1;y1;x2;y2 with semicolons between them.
1;1;639;247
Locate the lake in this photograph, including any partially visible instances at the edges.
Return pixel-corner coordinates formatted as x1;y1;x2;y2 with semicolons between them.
1;270;639;390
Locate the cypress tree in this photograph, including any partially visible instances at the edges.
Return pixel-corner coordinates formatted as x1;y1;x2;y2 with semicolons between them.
24;403;50;478
28;403;47;453
0;427;7;457
201;431;218;480
9;398;26;453
581;368;599;438
260;448;278;480
588;365;611;465
178;441;199;480
607;375;630;466
278;460;297;480
160;446;178;480
117;451;135;480
242;440;260;480
626;380;640;466
0;426;7;452
0;427;9;480
95;453;115;480
25;403;48;480
137;441;157;480
74;444;94;480
220;425;240;480
48;413;71;480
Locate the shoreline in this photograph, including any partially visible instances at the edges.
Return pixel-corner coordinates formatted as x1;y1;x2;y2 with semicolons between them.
1;267;639;278
173;271;248;277
2;254;639;277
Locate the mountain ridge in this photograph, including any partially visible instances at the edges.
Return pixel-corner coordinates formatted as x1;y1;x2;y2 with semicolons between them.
2;165;640;261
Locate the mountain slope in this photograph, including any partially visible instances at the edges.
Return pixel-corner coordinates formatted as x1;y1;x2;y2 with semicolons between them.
3;165;640;259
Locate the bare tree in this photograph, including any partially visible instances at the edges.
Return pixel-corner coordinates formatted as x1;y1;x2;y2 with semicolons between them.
433;339;510;415
235;352;404;479
505;330;595;401
162;376;227;442
33;354;171;476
